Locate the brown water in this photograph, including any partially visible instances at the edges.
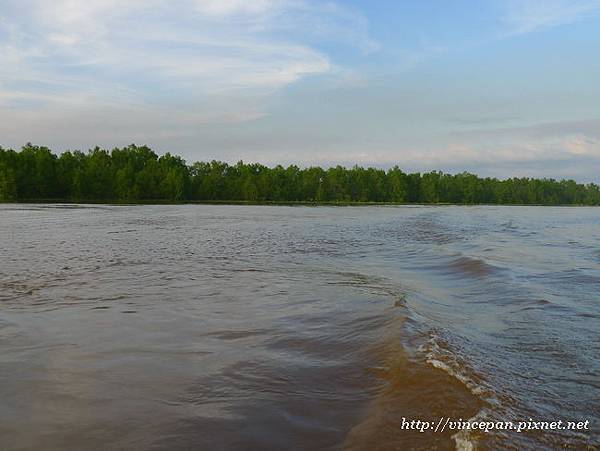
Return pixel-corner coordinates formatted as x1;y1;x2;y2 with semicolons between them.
0;204;598;450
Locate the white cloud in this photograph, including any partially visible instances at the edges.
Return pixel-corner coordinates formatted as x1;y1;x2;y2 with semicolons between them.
47;33;79;46
563;135;600;155
0;0;375;130
502;0;600;35
194;0;282;17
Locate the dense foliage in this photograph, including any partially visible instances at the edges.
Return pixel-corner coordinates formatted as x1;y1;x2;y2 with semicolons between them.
1;144;599;204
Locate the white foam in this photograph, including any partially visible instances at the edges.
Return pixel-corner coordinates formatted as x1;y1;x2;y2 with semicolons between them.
422;334;491;451
423;334;486;396
451;409;490;451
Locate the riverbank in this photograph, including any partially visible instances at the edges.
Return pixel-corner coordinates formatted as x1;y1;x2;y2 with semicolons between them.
3;199;599;207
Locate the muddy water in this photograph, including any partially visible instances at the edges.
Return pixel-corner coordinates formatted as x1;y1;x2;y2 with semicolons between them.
0;205;598;450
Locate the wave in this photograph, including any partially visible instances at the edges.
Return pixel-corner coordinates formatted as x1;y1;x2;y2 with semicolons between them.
421;332;494;450
344;319;484;450
445;256;501;279
422;333;489;397
313;268;492;450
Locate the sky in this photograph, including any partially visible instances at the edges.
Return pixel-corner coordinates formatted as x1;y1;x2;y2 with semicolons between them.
1;0;599;181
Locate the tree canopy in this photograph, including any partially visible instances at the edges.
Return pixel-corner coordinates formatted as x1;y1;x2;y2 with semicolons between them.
0;143;598;205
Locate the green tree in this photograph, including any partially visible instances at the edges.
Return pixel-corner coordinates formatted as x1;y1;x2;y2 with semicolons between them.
1;143;599;206
0;162;17;201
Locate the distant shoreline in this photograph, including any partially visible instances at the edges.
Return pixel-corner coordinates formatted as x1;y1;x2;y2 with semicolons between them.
2;144;599;205
2;199;598;207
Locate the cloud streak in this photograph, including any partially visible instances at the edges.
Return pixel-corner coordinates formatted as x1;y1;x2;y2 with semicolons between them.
0;0;375;124
502;0;600;34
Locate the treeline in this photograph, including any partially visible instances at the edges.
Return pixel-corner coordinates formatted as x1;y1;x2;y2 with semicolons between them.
1;143;599;205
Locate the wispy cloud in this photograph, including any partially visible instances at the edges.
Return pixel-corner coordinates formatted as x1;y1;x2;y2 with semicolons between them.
0;0;376;124
194;0;280;17
502;0;600;35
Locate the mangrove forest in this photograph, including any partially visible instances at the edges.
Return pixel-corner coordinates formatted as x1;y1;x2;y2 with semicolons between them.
0;143;599;205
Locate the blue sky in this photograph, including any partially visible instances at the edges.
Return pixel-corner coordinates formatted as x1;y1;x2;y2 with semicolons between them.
1;0;599;180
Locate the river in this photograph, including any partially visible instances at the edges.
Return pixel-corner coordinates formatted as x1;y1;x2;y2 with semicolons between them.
1;204;598;450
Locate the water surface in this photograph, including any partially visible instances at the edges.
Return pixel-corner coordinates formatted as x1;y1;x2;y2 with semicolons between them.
1;205;598;450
